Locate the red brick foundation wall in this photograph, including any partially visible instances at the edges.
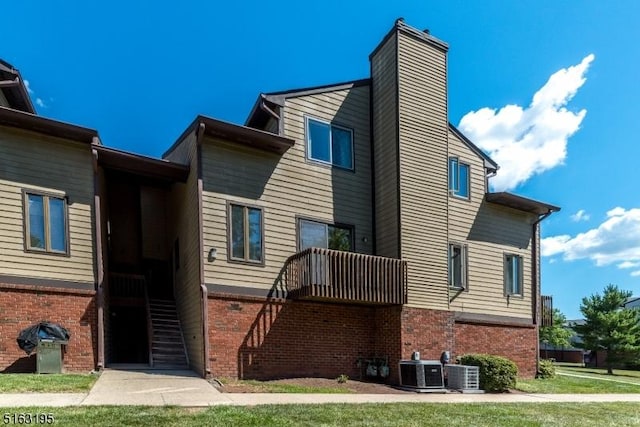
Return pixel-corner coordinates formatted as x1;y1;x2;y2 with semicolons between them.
208;295;378;380
455;322;537;377
0;284;97;373
207;294;539;380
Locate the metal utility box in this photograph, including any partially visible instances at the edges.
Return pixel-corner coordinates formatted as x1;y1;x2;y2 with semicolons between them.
446;364;480;390
37;339;66;374
398;360;444;390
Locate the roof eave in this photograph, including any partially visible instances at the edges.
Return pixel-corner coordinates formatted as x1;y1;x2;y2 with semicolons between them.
449;123;498;172
485;192;560;216
0;106;97;143
94;145;190;183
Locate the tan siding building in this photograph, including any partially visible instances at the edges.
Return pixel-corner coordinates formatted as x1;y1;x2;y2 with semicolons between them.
0;127;95;285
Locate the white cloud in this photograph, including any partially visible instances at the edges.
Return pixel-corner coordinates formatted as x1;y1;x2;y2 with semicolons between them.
22;79;47;108
458;54;595;191
24;79;34;94
541;207;640;276
570;209;590;222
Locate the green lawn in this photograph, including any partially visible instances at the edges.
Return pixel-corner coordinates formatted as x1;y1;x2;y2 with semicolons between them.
5;403;638;426
0;374;98;393
557;366;640;383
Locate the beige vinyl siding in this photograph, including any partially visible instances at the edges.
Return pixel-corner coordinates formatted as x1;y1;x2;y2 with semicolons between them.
202;85;372;291
397;31;449;310
0;126;95;284
371;31;399;259
0;91;8;108
448;130;534;319
165;131;204;374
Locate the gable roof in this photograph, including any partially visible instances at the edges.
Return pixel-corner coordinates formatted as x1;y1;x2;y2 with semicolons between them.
245;78;370;129
0;106;97;144
0;59;36;114
448;123;498;172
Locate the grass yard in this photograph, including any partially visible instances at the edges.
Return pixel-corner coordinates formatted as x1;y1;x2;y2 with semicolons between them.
556;366;640;383
516;374;640;393
0;374;98;393
8;403;639;426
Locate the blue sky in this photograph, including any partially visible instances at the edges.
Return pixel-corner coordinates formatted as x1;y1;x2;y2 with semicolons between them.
4;1;640;319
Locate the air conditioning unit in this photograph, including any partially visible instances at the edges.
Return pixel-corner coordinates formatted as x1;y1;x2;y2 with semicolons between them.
398;360;444;390
445;364;480;390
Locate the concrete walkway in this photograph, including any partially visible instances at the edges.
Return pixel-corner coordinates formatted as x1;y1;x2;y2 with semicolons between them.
2;368;640;407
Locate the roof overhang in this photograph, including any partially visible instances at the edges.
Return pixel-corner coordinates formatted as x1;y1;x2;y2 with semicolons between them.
0;59;36;114
0;106;97;143
448;123;498;172
166;115;295;158
94;145;189;183
486;192;560;216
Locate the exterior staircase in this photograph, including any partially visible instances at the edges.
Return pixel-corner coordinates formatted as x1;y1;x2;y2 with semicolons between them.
148;299;189;369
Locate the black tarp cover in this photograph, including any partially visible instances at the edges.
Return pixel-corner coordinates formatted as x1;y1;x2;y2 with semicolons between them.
17;322;70;355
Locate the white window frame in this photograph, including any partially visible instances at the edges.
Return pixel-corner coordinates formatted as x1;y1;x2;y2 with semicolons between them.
448;243;468;290
504;254;524;296
448;157;470;199
305;116;355;170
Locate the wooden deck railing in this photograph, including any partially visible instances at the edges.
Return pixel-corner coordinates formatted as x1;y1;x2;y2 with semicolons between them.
541;295;553;327
284;248;408;305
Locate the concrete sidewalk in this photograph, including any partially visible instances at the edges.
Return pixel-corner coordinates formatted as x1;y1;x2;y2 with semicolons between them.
2;368;640;407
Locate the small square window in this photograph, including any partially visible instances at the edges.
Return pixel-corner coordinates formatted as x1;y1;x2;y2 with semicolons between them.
228;203;264;264
448;243;468;289
23;191;69;255
449;157;470;199
306;117;354;170
504;254;523;296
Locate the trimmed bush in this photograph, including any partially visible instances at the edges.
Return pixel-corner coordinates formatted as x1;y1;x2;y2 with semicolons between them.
458;354;518;392
537;359;556;379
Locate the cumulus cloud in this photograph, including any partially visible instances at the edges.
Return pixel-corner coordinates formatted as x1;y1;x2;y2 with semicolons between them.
24;80;34;94
570;209;590;222
541;207;640;276
458;54;595;191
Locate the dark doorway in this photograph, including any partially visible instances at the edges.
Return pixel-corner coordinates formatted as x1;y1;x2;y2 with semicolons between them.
109;305;149;364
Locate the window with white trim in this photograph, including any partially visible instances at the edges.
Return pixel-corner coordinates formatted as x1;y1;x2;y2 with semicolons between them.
306;117;354;170
448;157;470;199
448;243;468;289
24;191;68;255
504;254;523;296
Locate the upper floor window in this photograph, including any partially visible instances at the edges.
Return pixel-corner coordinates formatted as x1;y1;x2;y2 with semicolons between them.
23;191;69;255
228;203;264;264
448;243;468;290
306;117;354;170
299;219;353;252
504;254;523;296
449;157;470;199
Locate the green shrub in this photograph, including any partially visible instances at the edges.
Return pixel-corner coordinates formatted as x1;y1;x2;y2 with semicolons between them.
336;374;349;384
458;354;518;392
537;359;556;379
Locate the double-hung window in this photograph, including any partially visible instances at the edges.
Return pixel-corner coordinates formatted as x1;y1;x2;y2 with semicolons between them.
448;157;470;199
448;243;468;290
504;254;523;296
23;191;69;255
299;219;353;252
229;203;264;264
306;117;354;170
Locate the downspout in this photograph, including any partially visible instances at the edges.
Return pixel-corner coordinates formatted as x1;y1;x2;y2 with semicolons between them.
195;122;210;377
260;97;281;135
532;210;553;376
91;143;105;371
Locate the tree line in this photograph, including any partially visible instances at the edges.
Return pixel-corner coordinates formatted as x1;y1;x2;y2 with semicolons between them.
540;284;640;374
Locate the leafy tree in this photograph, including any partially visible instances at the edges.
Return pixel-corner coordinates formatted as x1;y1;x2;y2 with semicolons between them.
574;284;640;374
539;308;573;358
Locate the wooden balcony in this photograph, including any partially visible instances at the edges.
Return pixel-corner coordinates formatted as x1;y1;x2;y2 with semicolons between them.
284;247;408;305
541;295;553;327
